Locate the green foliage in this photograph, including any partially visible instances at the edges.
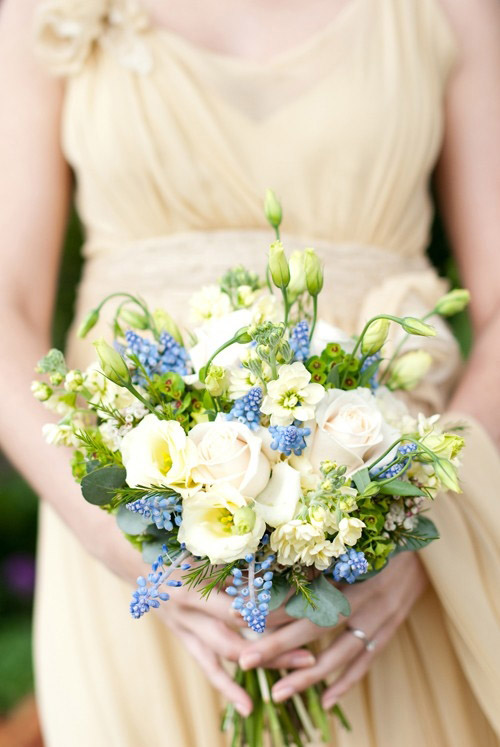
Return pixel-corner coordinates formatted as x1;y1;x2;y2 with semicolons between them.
80;465;127;506
0;618;34;714
394;515;439;551
286;575;351;627
268;576;291;612
35;348;67;376
378;479;426;497
74;429;122;467
115;504;152;535
182;559;237;598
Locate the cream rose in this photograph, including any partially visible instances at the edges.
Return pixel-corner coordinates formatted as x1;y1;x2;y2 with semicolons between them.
188;420;271;497
189;309;253;374
178;484;265;563
121;415;199;496
254;462;302;528
309;388;400;476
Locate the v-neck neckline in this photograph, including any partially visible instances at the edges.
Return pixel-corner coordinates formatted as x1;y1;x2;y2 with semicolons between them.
145;0;364;73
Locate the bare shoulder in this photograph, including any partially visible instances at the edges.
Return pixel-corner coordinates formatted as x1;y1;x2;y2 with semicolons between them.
437;0;500;59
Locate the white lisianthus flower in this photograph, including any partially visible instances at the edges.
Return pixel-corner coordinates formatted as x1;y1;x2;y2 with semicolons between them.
188;420;271;498
251;293;281;325
261;362;325;426
189;309;253;374
309;388;400;476
189;285;232;324
310;320;355;356
121;415;199;496
178;484;265;564
254;462;302;527
270;520;336;571
83;363;138;411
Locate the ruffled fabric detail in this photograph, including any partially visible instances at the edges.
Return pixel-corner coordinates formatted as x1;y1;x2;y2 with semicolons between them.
34;0;152;77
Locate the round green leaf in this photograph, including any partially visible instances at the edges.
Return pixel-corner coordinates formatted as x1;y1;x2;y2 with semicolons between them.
285;575;351;627
116;504;152;535
80;465;126;505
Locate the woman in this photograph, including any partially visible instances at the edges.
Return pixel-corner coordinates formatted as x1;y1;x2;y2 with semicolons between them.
0;0;499;744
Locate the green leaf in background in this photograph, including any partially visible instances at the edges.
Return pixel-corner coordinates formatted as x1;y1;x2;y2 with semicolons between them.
268;577;291;612
115;504;152;535
141;539;165;564
285;575;351;627
396;515;439;551
80;465;126;505
378;479;426;497
352;468;370;493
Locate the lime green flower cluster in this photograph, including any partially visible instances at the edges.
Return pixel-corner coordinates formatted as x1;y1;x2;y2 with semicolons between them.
305;343;362;389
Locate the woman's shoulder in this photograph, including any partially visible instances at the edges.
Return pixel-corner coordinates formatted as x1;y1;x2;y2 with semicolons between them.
34;0;152;77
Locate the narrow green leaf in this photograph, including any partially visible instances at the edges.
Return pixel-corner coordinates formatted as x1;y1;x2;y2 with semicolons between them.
80;465;126;505
378;479;426;497
285;575;351;627
352;468;370;493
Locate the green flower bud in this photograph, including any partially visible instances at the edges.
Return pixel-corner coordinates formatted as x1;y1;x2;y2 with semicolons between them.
205;365;229;397
421;432;465;462
264;188;282;229
77;308;100;339
268;241;290;290
232;506;257;535
361;318;390;355
287;250;307;299
234;326;253;344
120;307;149;330
388;350;432;390
434;289;470;317
49;372;64;386
93;338;131;385
304;247;323;296
434;458;461;493
152;308;183;344
31;381;52;402
400;317;436;337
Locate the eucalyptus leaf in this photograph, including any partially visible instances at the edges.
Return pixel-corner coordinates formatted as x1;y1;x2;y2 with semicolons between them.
396;515;439;551
352;468;370;493
116;504;152;535
80;465;126;505
268;578;291;612
378;479;426;497
285;575;351;627
142;540;165;564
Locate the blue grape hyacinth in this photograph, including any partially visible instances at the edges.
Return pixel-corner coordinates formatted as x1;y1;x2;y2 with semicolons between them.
290;321;310;362
124;330;190;383
130;546;191;619
226;387;263;431
225;550;274;633
371;442;418;479
268;421;311;456
126;493;182;531
332;549;368;584
360;351;381;390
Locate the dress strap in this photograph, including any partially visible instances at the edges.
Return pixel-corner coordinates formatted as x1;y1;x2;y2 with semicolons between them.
33;0;153;77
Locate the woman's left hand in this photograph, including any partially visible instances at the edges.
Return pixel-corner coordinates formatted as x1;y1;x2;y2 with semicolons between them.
238;551;428;709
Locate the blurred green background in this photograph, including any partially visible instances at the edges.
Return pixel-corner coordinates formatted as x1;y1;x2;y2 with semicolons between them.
0;201;471;715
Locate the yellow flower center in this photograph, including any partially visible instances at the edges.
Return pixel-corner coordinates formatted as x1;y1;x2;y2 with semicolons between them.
153;443;173;475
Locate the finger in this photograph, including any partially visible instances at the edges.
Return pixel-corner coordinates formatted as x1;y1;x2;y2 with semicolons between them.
239;618;323;669
270;631;362;702
321;616;396;709
265;649;316;670
180;609;248;662
175;626;253;717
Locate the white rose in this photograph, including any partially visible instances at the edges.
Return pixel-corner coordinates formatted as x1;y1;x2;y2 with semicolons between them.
178;484;265;563
189;309;253;374
309;388;400;476
254;462;302;527
189;420;271;498
310;319;355;357
121;414;199;496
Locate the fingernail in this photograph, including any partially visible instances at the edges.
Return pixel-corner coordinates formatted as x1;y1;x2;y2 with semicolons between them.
235;702;251;717
239;652;262;670
322;695;337;710
272;686;294;703
290;652;315;667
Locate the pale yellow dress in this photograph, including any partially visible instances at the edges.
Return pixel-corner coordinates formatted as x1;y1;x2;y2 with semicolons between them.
33;1;500;745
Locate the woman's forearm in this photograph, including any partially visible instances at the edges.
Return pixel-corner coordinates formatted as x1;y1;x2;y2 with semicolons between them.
448;309;500;446
0;305;146;582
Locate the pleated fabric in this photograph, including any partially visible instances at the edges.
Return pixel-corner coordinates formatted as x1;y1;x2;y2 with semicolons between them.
32;1;500;744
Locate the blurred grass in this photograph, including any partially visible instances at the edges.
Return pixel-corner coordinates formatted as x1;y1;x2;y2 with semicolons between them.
0;201;471;714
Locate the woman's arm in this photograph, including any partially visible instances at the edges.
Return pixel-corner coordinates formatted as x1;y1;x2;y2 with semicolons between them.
436;0;500;445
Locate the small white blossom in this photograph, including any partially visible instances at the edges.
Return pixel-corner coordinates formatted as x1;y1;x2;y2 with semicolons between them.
261;362;324;426
189;285;232;324
270;520;337;570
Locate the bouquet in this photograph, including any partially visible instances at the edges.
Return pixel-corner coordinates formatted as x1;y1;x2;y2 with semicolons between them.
33;192;469;745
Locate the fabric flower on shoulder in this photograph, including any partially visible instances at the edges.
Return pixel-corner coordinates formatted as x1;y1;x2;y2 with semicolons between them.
34;0;152;77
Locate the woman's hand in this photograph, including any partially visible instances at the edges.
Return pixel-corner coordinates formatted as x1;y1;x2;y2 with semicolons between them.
238;552;428;708
156;578;317;717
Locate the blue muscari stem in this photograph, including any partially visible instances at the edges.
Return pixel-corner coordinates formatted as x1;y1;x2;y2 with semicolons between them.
124;330;190;384
290;320;310;362
360;352;381;390
268;420;311;456
226;387;263;431
332;549;368;584
226;545;274;634
370;442;418;479
130;547;191;619
126;493;182;531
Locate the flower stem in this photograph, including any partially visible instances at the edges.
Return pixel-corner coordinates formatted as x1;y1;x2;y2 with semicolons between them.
340;314;402;387
379;310;434;385
309;295;318;341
